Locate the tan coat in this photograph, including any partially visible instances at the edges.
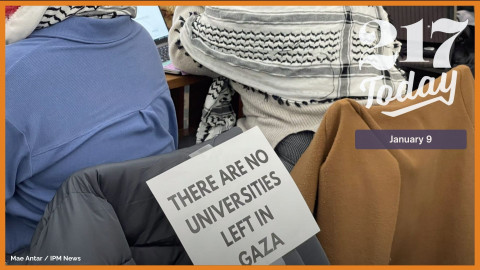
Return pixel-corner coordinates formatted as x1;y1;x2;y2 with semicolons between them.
291;65;474;265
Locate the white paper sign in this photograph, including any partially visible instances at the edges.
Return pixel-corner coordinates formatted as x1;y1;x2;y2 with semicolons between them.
147;127;320;265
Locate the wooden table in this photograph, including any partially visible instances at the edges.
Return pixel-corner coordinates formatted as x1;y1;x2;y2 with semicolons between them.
165;74;209;89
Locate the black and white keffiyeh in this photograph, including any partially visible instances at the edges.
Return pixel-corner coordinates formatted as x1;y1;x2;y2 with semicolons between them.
6;6;136;44
37;6;136;29
171;6;406;144
196;77;237;143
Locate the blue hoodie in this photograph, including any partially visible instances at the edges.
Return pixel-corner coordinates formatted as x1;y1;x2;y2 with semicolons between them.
6;16;178;253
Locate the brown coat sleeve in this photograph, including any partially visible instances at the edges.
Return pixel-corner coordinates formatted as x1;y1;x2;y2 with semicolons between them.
292;65;474;265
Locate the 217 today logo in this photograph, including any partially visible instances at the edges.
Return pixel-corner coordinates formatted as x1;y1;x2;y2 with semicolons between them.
359;18;468;117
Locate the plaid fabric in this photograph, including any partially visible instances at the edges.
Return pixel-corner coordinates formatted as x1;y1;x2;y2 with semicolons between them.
176;6;406;143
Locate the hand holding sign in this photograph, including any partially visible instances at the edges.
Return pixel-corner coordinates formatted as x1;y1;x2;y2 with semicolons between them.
147;127;319;265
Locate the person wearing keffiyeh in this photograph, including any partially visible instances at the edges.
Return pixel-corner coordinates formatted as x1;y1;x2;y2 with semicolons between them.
6;6;178;254
169;6;407;148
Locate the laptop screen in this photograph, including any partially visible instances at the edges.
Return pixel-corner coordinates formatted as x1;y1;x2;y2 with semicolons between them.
133;6;169;41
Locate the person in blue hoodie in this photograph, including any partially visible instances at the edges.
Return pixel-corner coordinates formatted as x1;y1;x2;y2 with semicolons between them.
5;6;178;254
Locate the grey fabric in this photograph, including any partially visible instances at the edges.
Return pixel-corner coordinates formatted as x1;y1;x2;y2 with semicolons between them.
275;130;315;172
281;249;305;265
14;127;328;265
14;128;242;265
280;236;330;265
296;236;330;265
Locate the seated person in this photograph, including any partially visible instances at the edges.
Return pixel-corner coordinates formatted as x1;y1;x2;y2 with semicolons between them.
169;6;406;168
6;6;178;254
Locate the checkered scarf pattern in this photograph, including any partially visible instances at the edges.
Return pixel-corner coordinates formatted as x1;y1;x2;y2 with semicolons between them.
6;6;136;45
174;7;406;143
196;77;237;143
37;6;136;29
